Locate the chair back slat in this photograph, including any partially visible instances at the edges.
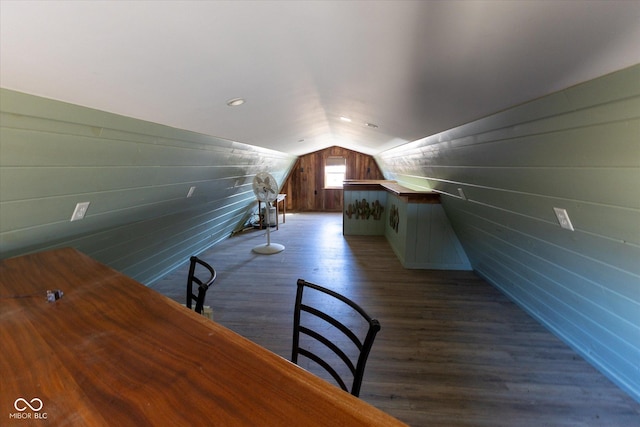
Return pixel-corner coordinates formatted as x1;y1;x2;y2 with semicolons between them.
300;304;363;350
299;326;356;375
298;348;349;392
186;256;216;315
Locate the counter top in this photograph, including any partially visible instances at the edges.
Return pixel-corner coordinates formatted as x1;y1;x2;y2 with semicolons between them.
343;180;440;203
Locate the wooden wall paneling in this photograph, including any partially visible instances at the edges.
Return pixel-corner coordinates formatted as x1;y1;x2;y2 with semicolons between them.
343;189;387;235
454;226;640;383
0;88;297;284
431;183;640;247
385;193;407;264
291;155;316;211
473;268;639;397
342;187;355;234
472;265;638;402
414;166;640;208
444;202;640;342
414;204;436;265
389;199;471;270
323;188;342;211
282;145;384;212
375;64;640;401
404;202;420;265
93;198;248;261
0;176;253;250
414;120;640;169
442;192;640;298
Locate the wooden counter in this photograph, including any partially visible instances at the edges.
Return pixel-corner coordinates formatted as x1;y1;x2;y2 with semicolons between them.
343;180;471;270
343;180;440;203
0;248;407;426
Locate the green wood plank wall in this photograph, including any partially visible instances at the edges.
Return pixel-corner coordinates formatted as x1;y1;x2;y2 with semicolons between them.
376;65;640;401
343;189;387;235
0;89;297;284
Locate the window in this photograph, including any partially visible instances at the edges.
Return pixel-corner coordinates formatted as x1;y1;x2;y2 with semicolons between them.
325;156;346;188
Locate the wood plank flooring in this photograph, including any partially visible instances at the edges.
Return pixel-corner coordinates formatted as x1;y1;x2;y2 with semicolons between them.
150;212;640;427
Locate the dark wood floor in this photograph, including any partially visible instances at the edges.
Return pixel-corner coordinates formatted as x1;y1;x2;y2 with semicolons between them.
151;212;640;427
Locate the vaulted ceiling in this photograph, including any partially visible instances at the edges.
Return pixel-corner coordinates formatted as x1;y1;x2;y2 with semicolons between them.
1;1;639;155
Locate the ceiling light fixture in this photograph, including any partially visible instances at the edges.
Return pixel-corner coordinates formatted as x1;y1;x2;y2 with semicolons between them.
226;98;245;107
365;122;378;128
340;116;352;122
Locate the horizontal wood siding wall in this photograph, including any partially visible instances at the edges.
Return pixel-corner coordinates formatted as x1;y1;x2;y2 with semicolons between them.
401;201;471;270
282;146;384;211
375;65;640;401
0;89;297;284
343;189;387;235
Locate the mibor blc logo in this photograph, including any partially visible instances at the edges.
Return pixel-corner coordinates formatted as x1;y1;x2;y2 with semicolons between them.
10;397;47;420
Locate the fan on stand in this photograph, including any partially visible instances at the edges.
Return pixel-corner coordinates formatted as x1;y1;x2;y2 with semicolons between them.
252;172;285;254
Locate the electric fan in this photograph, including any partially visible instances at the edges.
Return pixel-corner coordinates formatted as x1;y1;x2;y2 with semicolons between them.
251;172;285;254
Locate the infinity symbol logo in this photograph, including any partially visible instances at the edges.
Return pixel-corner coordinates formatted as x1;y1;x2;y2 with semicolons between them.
14;397;43;412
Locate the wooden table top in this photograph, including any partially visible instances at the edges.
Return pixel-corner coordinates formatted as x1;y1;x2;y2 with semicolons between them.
0;248;406;426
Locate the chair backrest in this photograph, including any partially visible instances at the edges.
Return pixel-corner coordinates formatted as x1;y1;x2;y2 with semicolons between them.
291;278;381;397
186;256;216;315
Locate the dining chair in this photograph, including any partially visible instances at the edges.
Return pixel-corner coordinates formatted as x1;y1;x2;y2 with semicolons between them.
185;256;216;315
291;278;381;397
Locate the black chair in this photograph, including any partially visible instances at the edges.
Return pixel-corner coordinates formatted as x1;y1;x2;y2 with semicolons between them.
185;256;216;315
291;278;381;397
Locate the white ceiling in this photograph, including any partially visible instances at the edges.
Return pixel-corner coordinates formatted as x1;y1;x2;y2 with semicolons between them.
1;1;639;156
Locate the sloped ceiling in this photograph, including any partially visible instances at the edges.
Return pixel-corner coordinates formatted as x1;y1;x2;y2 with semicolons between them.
1;1;639;156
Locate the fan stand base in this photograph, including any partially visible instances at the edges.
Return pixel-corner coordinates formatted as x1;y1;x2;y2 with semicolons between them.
252;243;285;254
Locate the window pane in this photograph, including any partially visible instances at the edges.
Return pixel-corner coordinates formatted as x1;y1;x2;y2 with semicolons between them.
325;157;346;188
325;165;345;173
326;172;345;187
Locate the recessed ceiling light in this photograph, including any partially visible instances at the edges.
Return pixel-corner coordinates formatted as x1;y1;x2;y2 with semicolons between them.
340;116;352;122
365;122;378;128
226;98;245;107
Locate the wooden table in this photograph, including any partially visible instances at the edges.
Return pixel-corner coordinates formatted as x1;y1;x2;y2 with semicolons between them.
0;248;406;426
